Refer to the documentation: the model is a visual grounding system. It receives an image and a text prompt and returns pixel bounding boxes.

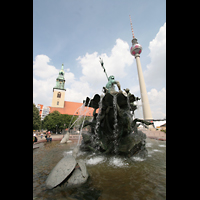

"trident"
[99,57,109,81]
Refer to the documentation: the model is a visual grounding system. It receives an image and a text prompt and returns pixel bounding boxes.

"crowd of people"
[33,131,52,144]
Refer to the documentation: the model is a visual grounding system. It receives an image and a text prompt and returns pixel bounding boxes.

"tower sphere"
[130,43,142,56]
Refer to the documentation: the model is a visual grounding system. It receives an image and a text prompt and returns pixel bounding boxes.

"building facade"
[36,104,51,120]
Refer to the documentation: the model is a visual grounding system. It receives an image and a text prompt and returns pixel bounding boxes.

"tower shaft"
[129,15,153,127]
[135,54,153,120]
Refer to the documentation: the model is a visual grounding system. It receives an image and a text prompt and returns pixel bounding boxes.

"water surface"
[33,138,166,199]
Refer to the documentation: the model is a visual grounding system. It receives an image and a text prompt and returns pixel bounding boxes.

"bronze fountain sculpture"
[45,58,153,190]
[80,58,152,157]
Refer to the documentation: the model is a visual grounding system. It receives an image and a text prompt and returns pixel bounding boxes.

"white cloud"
[77,51,105,91]
[105,38,134,77]
[33,55,58,105]
[33,77,55,106]
[65,88,88,103]
[133,88,166,120]
[147,88,166,119]
[129,85,140,95]
[33,54,91,105]
[144,22,166,89]
[65,70,75,84]
[65,80,91,102]
[77,38,134,93]
[33,54,59,79]
[33,37,166,120]
[33,38,134,106]
[64,38,135,102]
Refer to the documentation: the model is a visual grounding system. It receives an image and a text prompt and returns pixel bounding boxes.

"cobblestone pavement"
[140,129,166,141]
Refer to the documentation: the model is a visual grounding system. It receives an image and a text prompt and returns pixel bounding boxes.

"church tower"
[51,64,66,108]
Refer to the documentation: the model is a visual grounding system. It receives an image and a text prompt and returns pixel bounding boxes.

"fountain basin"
[33,139,166,199]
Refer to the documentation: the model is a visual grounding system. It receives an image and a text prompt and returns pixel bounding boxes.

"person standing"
[45,131,48,139]
[47,131,52,142]
[33,133,38,144]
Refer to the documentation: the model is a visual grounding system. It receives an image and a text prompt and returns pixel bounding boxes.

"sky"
[33,0,166,119]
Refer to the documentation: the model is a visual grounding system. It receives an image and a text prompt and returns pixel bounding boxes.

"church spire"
[53,64,66,91]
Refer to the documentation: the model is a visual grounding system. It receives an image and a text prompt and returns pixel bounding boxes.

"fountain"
[34,59,166,199]
[45,101,92,190]
[80,59,153,157]
[80,87,152,157]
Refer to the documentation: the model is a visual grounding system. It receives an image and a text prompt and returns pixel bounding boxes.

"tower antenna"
[129,15,135,38]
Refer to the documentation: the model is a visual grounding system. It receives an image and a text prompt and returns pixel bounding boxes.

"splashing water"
[126,94,132,112]
[67,104,85,129]
[65,103,88,136]
[77,98,92,145]
[60,104,87,144]
[113,94,118,136]
[86,156,105,165]
[94,94,104,136]
[134,100,143,119]
[113,94,118,153]
[93,94,104,149]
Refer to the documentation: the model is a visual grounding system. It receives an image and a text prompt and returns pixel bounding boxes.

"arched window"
[57,92,61,98]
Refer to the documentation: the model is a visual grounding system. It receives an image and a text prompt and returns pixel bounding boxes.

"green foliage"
[43,111,79,132]
[161,129,166,133]
[33,103,41,130]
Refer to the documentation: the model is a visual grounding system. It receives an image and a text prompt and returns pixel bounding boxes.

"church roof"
[50,101,97,116]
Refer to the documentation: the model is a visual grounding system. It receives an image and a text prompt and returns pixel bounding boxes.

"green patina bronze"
[53,64,66,91]
[99,58,122,95]
[79,58,152,157]
[104,75,121,94]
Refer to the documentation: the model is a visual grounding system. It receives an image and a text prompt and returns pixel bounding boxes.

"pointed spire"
[53,64,66,91]
[129,15,135,38]
[59,64,64,76]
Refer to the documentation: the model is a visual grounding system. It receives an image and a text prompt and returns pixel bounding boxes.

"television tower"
[129,15,153,123]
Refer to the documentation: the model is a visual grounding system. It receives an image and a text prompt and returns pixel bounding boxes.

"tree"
[43,111,59,131]
[60,114,78,129]
[33,103,41,130]
[43,111,79,132]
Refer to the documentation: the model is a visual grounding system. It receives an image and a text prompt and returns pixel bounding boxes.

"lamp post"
[56,124,57,134]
